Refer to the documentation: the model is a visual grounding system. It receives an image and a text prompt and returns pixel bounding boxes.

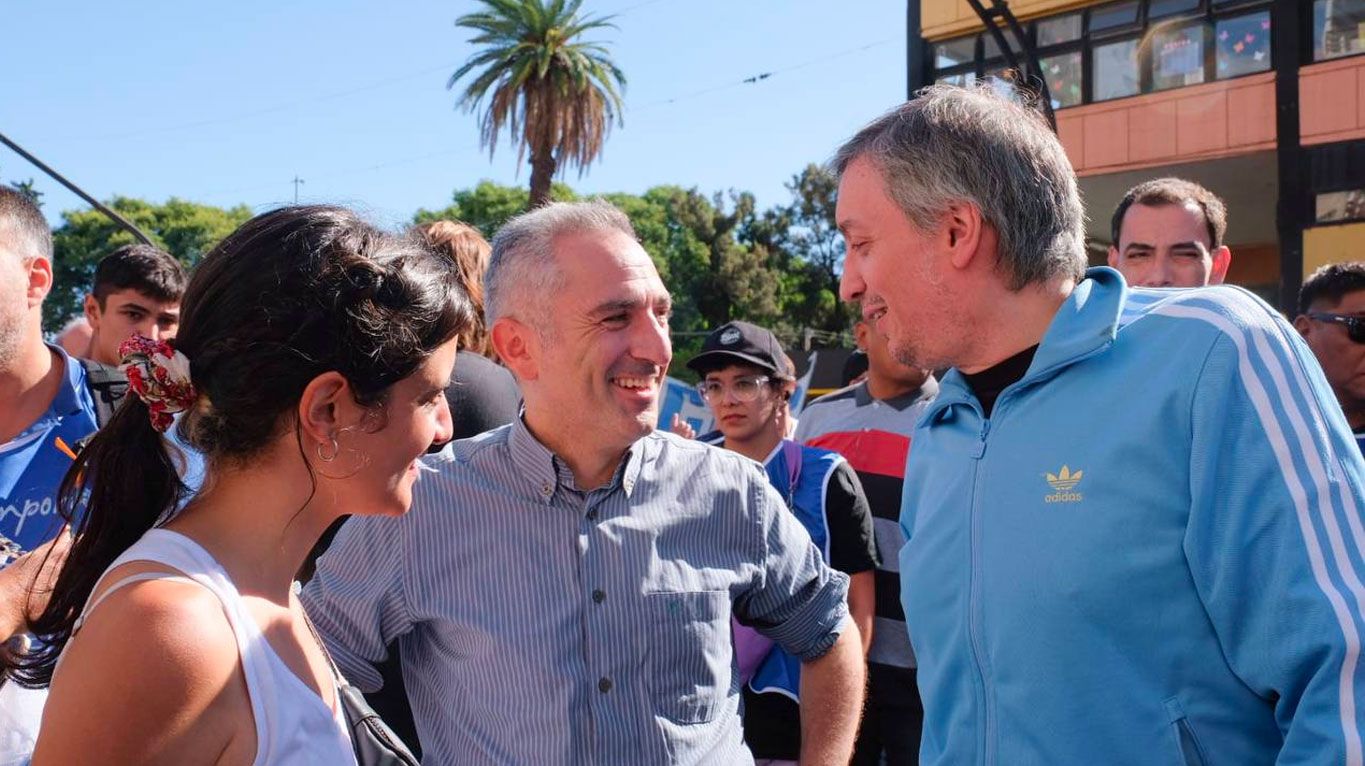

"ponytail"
[3,395,185,687]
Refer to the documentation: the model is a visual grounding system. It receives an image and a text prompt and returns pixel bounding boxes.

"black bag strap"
[301,606,420,766]
[78,358,129,429]
[781,439,804,510]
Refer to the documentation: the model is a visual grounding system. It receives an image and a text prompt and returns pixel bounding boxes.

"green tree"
[414,179,577,234]
[738,163,854,336]
[782,163,844,290]
[448,0,626,208]
[45,197,251,331]
[9,180,42,207]
[1,165,42,207]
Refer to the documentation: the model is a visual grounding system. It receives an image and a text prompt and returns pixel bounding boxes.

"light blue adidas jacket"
[902,267,1365,766]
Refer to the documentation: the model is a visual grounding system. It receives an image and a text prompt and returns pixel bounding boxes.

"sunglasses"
[1309,313,1365,344]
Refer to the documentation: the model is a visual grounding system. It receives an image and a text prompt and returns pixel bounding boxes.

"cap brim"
[685,349,785,377]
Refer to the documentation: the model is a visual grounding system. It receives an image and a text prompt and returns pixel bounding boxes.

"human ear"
[491,318,540,382]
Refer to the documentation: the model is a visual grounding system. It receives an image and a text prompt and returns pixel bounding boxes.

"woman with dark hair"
[4,206,472,765]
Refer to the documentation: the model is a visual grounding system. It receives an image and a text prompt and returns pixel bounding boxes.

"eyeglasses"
[696,375,771,403]
[1309,313,1365,344]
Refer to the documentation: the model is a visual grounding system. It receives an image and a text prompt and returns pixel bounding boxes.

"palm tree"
[449,0,626,208]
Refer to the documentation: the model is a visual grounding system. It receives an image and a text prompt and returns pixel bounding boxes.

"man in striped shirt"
[794,318,935,766]
[304,200,865,765]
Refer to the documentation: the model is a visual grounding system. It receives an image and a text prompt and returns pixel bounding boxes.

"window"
[934,36,976,69]
[924,1,1273,107]
[1094,38,1141,100]
[1038,14,1083,46]
[1216,11,1271,78]
[1041,51,1084,108]
[937,71,978,87]
[1152,22,1207,91]
[1090,1,1141,34]
[983,31,1007,60]
[1317,190,1365,223]
[1314,0,1365,62]
[1149,0,1200,19]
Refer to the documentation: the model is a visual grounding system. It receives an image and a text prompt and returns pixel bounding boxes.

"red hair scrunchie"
[117,335,198,433]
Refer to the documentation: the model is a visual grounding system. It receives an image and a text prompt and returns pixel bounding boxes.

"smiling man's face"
[527,228,673,456]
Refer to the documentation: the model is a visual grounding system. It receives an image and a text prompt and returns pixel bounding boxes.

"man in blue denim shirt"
[305,200,865,765]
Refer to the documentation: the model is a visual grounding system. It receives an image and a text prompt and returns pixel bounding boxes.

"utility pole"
[292,175,305,204]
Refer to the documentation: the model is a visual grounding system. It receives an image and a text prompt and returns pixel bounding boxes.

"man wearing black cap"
[688,320,878,765]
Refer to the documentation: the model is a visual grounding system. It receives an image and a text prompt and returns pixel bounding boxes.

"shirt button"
[623,479,635,493]
[598,677,612,694]
[592,589,606,604]
[586,509,599,521]
[540,482,552,497]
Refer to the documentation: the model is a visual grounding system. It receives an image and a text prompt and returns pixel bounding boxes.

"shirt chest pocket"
[644,590,732,724]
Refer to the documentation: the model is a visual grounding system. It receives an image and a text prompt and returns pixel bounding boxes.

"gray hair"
[833,84,1086,290]
[0,187,52,265]
[486,199,638,332]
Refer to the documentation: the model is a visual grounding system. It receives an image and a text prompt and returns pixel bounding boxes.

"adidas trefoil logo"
[1044,465,1084,503]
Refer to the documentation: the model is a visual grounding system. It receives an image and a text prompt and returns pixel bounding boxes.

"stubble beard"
[0,307,27,373]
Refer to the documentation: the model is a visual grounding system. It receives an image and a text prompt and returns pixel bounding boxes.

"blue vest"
[750,440,843,701]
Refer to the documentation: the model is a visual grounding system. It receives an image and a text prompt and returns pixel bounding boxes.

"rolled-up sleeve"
[301,512,415,692]
[734,473,850,662]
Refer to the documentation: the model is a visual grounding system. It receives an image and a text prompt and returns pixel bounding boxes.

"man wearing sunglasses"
[688,321,878,766]
[1297,262,1365,454]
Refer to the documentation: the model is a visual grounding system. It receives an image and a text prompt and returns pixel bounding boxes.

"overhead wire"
[632,36,898,111]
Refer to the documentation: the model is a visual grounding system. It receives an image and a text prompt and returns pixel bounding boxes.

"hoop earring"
[316,437,339,463]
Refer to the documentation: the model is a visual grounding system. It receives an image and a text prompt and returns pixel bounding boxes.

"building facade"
[910,0,1365,310]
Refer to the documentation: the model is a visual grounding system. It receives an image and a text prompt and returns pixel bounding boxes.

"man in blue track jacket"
[832,84,1365,766]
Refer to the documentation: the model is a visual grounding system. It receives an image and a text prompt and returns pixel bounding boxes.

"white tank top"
[72,529,357,766]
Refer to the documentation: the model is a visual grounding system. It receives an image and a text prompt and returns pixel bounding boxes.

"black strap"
[781,440,803,509]
[78,358,129,429]
[301,606,420,765]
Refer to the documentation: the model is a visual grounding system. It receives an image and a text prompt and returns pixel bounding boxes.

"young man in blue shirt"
[835,85,1365,765]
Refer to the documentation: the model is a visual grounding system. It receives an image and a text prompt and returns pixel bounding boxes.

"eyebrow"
[589,296,672,317]
[1122,241,1207,254]
[119,301,152,313]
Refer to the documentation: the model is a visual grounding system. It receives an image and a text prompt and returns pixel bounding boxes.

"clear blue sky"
[1,0,908,229]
